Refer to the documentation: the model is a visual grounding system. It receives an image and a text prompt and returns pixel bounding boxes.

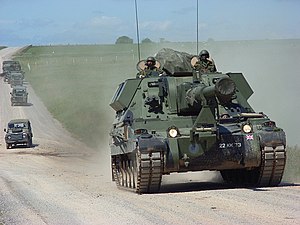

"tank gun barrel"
[186,76,236,105]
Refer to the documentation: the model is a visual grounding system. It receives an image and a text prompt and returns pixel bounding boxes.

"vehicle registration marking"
[219,142,242,149]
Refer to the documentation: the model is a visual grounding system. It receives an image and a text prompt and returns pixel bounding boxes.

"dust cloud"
[114,40,300,146]
[92,40,300,184]
[212,40,300,146]
[40,40,300,148]
[158,40,300,146]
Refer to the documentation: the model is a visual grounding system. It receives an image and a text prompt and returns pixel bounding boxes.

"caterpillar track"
[112,150,164,194]
[258,145,286,186]
[221,145,286,187]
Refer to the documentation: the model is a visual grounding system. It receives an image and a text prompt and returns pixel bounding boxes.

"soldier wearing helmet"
[136,56,165,78]
[193,50,217,74]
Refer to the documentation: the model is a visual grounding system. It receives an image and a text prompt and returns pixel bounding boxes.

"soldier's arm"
[208,58,217,72]
[136,70,146,78]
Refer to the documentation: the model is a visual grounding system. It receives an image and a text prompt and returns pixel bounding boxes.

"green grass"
[16,45,139,146]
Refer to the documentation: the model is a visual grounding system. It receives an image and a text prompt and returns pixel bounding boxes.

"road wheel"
[27,139,32,148]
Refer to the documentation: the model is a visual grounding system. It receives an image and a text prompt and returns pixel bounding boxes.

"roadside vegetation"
[13,41,300,183]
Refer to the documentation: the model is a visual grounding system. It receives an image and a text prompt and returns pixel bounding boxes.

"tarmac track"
[0,47,299,225]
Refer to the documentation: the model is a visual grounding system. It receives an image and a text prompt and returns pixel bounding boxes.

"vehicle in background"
[10,85,28,106]
[9,71,25,87]
[1,60,21,78]
[4,119,33,149]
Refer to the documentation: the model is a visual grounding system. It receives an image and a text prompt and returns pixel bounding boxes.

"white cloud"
[44,15,130,44]
[140,20,171,32]
[87,16,122,28]
[17,18,55,28]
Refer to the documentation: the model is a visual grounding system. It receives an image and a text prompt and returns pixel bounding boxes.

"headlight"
[242,124,252,133]
[22,133,27,138]
[7,135,12,139]
[168,127,180,138]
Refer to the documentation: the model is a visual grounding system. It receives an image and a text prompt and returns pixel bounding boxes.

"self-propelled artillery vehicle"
[109,55,286,194]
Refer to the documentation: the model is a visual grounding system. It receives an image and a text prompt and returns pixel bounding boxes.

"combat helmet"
[199,50,210,60]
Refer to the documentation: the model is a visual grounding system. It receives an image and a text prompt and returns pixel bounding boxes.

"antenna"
[196,0,199,54]
[134,0,141,61]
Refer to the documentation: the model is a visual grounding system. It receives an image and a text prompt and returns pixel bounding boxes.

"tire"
[27,138,32,148]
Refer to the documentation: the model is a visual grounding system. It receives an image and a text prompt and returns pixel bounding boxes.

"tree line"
[115,36,154,44]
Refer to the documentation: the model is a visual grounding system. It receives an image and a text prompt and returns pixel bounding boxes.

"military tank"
[109,49,286,194]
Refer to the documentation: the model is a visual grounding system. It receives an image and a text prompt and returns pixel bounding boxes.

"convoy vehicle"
[4,119,33,149]
[9,72,24,87]
[10,85,28,106]
[1,60,21,78]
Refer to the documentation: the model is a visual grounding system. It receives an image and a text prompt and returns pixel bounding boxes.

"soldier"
[193,50,217,73]
[136,56,165,78]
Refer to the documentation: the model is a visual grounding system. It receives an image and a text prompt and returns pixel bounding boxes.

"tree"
[141,38,153,44]
[115,36,133,44]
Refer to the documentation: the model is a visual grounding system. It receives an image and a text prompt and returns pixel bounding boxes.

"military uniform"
[136,67,165,78]
[194,58,217,74]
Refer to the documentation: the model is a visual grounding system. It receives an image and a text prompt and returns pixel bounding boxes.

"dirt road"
[0,47,299,225]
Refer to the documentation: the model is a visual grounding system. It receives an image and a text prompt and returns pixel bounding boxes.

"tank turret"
[109,53,286,194]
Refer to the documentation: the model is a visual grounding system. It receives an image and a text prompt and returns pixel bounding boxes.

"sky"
[0,0,300,46]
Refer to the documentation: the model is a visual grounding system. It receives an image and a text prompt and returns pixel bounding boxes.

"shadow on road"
[11,102,33,107]
[159,181,230,193]
[158,180,299,194]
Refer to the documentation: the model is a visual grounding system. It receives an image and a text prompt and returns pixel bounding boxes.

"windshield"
[8,122,27,129]
[15,89,26,94]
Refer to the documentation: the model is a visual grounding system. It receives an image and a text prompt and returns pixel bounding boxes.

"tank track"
[257,145,286,186]
[112,150,164,194]
[221,145,286,187]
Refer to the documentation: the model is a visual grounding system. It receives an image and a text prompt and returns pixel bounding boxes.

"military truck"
[109,51,286,194]
[1,60,21,78]
[9,71,24,87]
[3,71,11,82]
[2,60,21,72]
[10,85,28,106]
[4,119,33,149]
